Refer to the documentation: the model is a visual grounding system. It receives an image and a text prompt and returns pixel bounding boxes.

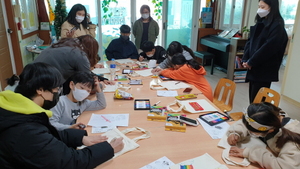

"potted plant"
[242,26,250,39]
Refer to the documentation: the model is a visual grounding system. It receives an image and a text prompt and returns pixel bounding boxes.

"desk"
[78,64,259,169]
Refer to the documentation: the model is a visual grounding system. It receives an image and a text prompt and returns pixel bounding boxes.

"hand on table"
[82,135,108,146]
[139,56,144,62]
[103,80,115,85]
[94,63,104,68]
[229,146,245,158]
[227,134,239,146]
[110,138,124,153]
[151,67,162,74]
[70,122,86,130]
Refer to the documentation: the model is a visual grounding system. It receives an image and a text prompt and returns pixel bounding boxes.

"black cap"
[120,24,131,33]
[141,41,154,52]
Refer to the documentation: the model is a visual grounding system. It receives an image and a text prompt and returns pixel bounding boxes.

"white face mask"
[73,86,90,101]
[248,130,266,138]
[147,54,153,57]
[257,8,270,18]
[142,13,150,19]
[75,15,85,23]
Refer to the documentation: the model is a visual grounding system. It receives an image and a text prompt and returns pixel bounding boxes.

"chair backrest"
[253,87,280,106]
[213,78,236,112]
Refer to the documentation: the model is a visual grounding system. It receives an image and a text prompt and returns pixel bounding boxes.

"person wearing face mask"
[132,5,159,50]
[241,0,288,104]
[49,71,106,131]
[61,4,96,38]
[139,41,166,63]
[105,24,139,60]
[226,102,300,169]
[0,62,124,169]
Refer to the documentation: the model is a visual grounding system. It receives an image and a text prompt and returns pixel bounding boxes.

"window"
[280,0,298,25]
[219,0,245,30]
[19,0,39,34]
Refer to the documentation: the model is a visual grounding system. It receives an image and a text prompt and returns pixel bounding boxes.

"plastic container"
[109,58,117,81]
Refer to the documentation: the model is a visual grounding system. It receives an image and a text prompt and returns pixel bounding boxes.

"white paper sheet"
[217,125,266,166]
[88,114,129,127]
[169,153,229,169]
[157,90,178,97]
[197,118,230,139]
[179,99,218,113]
[103,83,118,92]
[91,125,117,133]
[135,69,153,76]
[140,156,174,169]
[115,59,135,64]
[92,68,110,74]
[218,133,266,149]
[159,81,190,90]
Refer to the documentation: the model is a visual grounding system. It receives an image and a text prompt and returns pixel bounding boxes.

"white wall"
[281,1,300,104]
[246,0,257,28]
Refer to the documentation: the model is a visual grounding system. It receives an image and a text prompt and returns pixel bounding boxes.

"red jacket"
[161,64,213,101]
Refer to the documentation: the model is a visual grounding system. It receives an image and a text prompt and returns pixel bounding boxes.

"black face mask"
[121,35,129,41]
[42,92,59,110]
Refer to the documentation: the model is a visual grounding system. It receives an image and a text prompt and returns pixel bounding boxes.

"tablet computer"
[198,112,229,126]
[159,75,173,81]
[134,99,151,110]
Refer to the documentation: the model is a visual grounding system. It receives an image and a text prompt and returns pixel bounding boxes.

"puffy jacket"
[0,90,114,169]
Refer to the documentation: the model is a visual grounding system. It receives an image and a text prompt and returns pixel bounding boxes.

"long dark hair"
[171,54,202,70]
[167,41,195,58]
[51,35,99,67]
[255,0,285,27]
[243,102,300,149]
[66,4,88,29]
[167,41,183,56]
[14,62,63,99]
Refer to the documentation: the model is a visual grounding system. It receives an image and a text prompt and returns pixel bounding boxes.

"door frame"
[162,0,200,51]
[2,0,23,74]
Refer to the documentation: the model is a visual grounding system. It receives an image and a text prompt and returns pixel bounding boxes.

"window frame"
[18,0,39,38]
[219,0,245,31]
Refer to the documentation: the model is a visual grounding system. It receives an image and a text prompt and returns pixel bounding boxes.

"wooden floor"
[204,65,300,120]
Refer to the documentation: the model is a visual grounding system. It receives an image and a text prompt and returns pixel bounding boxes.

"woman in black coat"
[242,0,288,103]
[0,62,123,169]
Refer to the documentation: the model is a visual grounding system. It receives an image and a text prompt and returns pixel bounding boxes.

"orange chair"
[213,78,236,112]
[253,87,280,106]
[229,87,281,121]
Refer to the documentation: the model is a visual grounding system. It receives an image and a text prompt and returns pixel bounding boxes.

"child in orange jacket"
[159,54,213,101]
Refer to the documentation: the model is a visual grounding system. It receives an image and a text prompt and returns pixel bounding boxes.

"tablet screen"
[199,112,229,126]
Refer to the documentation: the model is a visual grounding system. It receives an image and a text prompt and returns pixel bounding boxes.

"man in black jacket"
[105,25,139,60]
[139,41,167,63]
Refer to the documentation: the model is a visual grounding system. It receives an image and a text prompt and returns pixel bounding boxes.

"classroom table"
[78,62,260,169]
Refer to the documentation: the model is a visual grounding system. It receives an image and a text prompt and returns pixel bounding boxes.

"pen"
[175,81,181,85]
[153,101,161,106]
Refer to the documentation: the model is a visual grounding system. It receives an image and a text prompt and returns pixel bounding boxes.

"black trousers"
[249,81,271,104]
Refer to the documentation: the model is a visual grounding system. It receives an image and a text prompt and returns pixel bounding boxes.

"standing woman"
[242,0,288,103]
[61,4,96,38]
[133,5,159,50]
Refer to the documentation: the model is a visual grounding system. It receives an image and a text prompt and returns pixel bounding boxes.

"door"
[163,0,200,50]
[0,0,14,91]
